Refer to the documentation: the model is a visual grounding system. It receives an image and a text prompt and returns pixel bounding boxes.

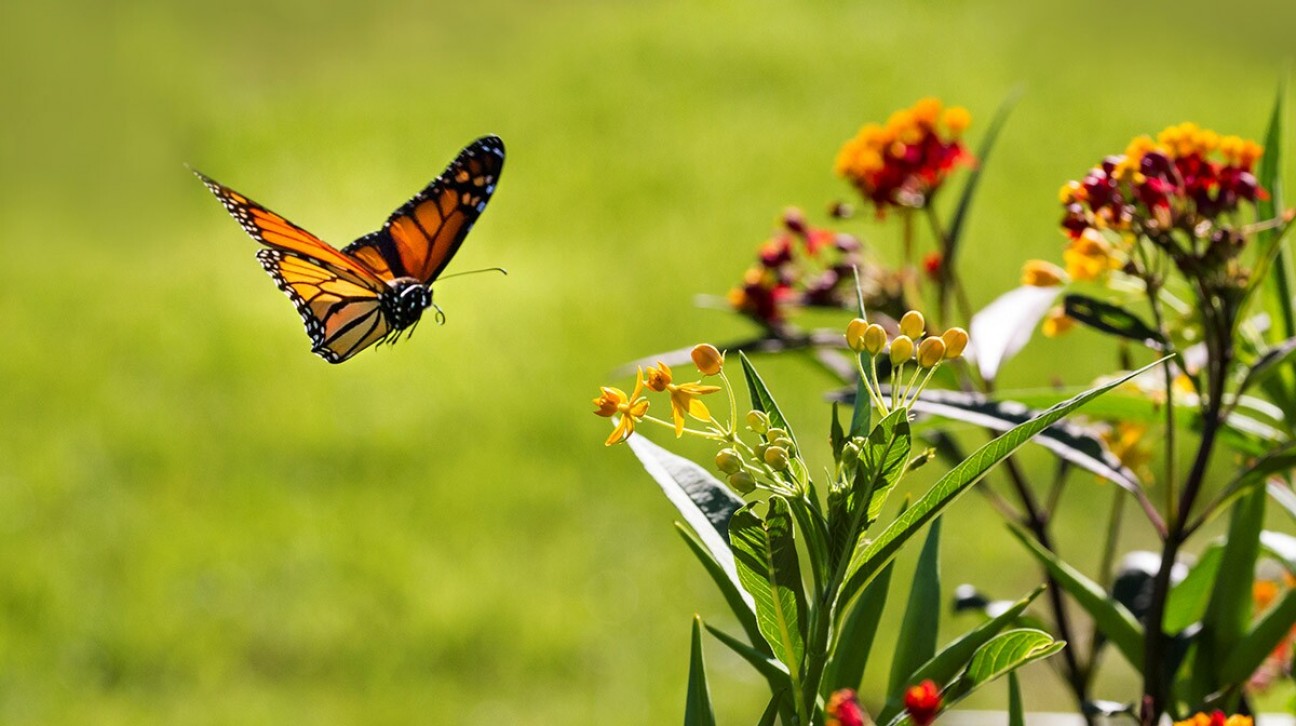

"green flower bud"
[746,410,770,434]
[840,440,861,468]
[728,471,756,494]
[763,445,790,471]
[715,448,743,474]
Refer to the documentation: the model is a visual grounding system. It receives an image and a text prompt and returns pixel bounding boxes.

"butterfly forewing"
[257,250,393,363]
[343,135,505,284]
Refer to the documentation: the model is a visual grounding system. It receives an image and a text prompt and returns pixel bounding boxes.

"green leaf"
[685,616,717,726]
[1006,523,1144,667]
[731,497,808,678]
[944,629,1065,705]
[1063,294,1165,349]
[1258,75,1294,343]
[627,434,747,605]
[830,401,847,461]
[675,524,763,650]
[888,518,943,697]
[1237,335,1296,395]
[942,87,1022,289]
[1190,488,1266,702]
[904,387,1140,492]
[863,410,913,524]
[1008,672,1025,726]
[704,623,789,682]
[1164,544,1223,633]
[740,352,800,450]
[876,585,1045,725]
[839,358,1166,609]
[825,558,895,692]
[1220,587,1296,684]
[755,690,785,726]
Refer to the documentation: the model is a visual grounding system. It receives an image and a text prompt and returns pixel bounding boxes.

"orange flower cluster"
[836,97,973,214]
[826,688,866,726]
[1058,123,1266,279]
[727,208,863,326]
[1173,711,1252,726]
[903,679,942,726]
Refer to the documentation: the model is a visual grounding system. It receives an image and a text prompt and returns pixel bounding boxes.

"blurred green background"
[3,0,1296,722]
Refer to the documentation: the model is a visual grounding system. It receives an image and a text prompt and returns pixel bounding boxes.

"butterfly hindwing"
[343,135,505,284]
[256,249,393,364]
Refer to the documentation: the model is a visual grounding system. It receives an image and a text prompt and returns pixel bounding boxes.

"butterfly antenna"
[431,300,447,325]
[434,266,509,283]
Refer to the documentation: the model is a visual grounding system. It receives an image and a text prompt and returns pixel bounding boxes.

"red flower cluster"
[903,679,942,726]
[826,688,867,726]
[727,208,863,326]
[836,98,973,214]
[1060,123,1265,241]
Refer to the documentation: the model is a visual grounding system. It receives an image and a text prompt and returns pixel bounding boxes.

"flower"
[1062,228,1119,282]
[645,360,721,436]
[903,680,942,726]
[836,97,973,214]
[1101,422,1153,483]
[592,368,650,446]
[690,344,724,376]
[1041,306,1075,337]
[1173,711,1252,726]
[1021,259,1068,287]
[826,688,867,726]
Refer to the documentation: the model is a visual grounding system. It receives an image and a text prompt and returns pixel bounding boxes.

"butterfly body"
[198,135,504,363]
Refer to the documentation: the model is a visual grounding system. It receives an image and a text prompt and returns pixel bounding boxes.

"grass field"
[3,0,1295,722]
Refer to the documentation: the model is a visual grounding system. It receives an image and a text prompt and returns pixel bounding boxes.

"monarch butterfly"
[195,135,505,363]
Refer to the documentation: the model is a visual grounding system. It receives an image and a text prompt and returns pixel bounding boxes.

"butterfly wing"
[342,135,505,283]
[195,170,397,363]
[256,249,393,363]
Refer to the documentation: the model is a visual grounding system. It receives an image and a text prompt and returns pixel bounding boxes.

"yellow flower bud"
[763,445,790,471]
[863,323,887,356]
[729,471,756,494]
[846,318,870,352]
[941,327,969,359]
[715,448,743,474]
[690,344,724,376]
[900,310,925,339]
[1020,260,1067,287]
[890,335,914,366]
[917,337,947,368]
[746,410,769,434]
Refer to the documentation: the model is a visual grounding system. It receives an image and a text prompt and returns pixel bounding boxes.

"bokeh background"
[3,0,1296,722]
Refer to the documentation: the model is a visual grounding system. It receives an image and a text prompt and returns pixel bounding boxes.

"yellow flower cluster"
[592,344,724,446]
[847,310,967,416]
[1173,712,1252,726]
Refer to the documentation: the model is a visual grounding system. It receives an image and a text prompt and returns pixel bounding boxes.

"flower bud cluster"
[847,310,967,416]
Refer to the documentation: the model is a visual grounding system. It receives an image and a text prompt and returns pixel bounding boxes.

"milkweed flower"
[592,368,650,446]
[903,679,942,726]
[1173,711,1252,726]
[644,360,721,436]
[836,97,973,215]
[826,688,867,726]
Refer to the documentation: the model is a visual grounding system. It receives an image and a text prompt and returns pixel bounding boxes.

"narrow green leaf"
[944,629,1066,703]
[1237,335,1296,395]
[704,624,790,682]
[739,352,800,449]
[840,358,1166,608]
[627,434,748,607]
[686,617,717,726]
[731,497,808,676]
[1191,488,1266,700]
[675,524,763,650]
[943,86,1022,281]
[825,558,895,693]
[1008,672,1025,726]
[1063,294,1165,349]
[876,585,1044,725]
[905,387,1140,492]
[1006,523,1144,667]
[863,410,913,524]
[830,401,847,461]
[755,690,785,726]
[888,518,943,697]
[1259,75,1294,343]
[1164,544,1223,633]
[1220,587,1296,683]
